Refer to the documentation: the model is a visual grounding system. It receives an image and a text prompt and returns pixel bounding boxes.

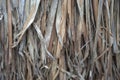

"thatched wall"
[0,0,120,80]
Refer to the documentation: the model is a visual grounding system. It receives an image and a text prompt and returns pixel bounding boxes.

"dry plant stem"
[57,0,67,80]
[117,3,119,45]
[93,0,98,23]
[93,0,103,60]
[7,0,12,79]
[7,0,12,64]
[56,0,67,58]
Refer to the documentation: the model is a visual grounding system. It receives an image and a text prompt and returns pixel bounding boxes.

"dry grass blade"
[45,0,58,47]
[34,23,55,62]
[57,66,78,79]
[12,0,41,47]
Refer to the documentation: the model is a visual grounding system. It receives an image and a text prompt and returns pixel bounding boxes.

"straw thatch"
[0,0,120,80]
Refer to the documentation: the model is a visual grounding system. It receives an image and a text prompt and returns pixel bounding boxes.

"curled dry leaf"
[12,0,41,47]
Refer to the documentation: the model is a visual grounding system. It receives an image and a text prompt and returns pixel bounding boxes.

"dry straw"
[0,0,120,80]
